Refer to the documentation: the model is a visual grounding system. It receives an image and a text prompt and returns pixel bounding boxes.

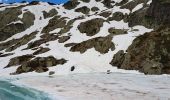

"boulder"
[78,18,105,36]
[91,7,99,12]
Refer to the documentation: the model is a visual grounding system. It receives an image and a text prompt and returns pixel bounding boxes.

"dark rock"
[5,54,35,68]
[99,11,111,18]
[70,34,115,54]
[29,1,40,5]
[102,0,114,8]
[91,7,99,12]
[15,56,67,74]
[146,0,170,26]
[107,12,124,21]
[78,18,105,36]
[108,28,128,35]
[49,71,55,75]
[80,0,90,3]
[0,7,35,41]
[25,33,58,49]
[42,16,67,33]
[110,50,125,68]
[43,9,58,19]
[64,43,77,47]
[71,66,75,71]
[33,47,50,55]
[75,6,90,14]
[63,0,80,10]
[5,31,37,52]
[0,53,14,57]
[58,36,70,43]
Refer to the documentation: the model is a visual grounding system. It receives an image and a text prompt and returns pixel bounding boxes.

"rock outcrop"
[70,34,115,54]
[0,6,35,41]
[11,56,67,74]
[110,27,170,75]
[78,18,105,36]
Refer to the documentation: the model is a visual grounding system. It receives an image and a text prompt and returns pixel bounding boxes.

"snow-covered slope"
[0,0,153,76]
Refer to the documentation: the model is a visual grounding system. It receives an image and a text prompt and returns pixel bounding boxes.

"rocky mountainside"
[0,0,169,75]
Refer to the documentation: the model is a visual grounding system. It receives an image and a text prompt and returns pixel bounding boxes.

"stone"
[75,6,90,14]
[78,18,105,36]
[49,71,55,75]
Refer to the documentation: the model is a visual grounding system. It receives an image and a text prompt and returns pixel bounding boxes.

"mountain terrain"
[0,0,169,76]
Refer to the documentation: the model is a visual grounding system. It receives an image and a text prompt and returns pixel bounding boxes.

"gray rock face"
[78,18,105,36]
[110,27,170,75]
[70,34,115,54]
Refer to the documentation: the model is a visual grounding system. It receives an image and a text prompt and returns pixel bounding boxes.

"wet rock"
[78,18,105,36]
[70,34,115,54]
[75,6,90,14]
